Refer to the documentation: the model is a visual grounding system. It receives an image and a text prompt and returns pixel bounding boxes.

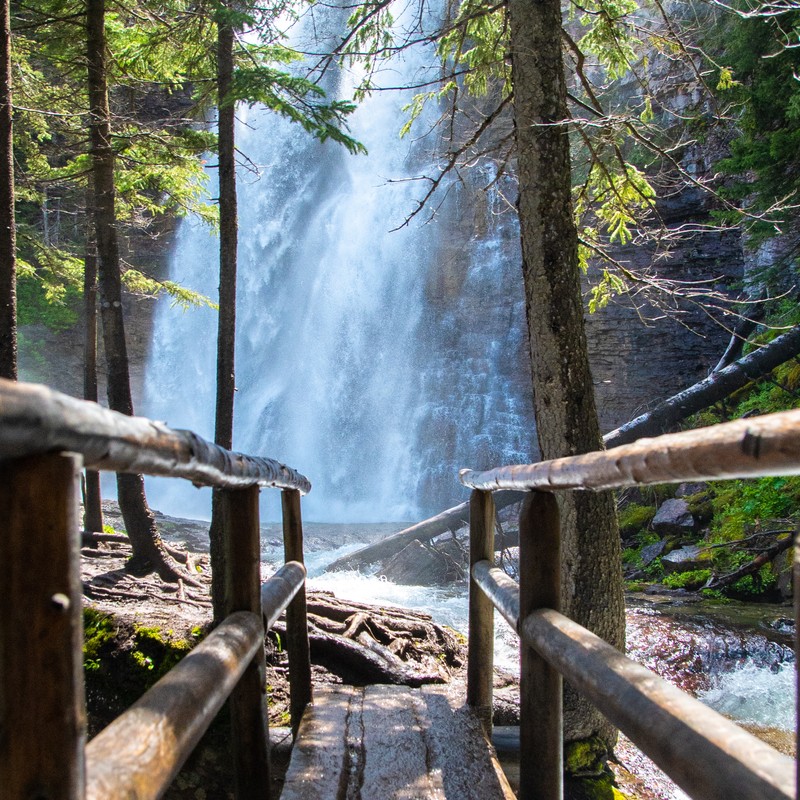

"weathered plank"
[283,487,313,735]
[461,408,800,492]
[418,687,516,800]
[0,453,86,800]
[360,685,445,799]
[467,489,495,734]
[279,686,357,800]
[221,485,271,799]
[281,685,515,800]
[0,377,311,492]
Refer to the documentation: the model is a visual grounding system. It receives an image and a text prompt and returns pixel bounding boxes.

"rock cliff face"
[19,152,748,518]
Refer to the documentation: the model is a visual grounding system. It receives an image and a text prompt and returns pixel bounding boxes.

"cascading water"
[142,6,534,522]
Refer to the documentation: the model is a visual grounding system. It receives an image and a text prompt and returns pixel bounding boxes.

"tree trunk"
[508,0,624,750]
[83,189,103,534]
[0,0,16,380]
[209,6,238,623]
[604,324,800,449]
[86,0,190,583]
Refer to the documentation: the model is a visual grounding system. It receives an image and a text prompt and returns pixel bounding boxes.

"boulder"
[640,539,667,566]
[661,545,709,574]
[377,539,453,586]
[651,498,696,538]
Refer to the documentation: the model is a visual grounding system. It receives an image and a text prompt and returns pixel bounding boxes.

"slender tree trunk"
[508,0,624,750]
[0,0,16,380]
[86,0,187,582]
[209,6,238,622]
[83,190,103,534]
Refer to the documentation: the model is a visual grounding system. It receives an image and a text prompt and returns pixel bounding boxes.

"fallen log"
[324,491,523,572]
[704,533,795,592]
[603,325,800,448]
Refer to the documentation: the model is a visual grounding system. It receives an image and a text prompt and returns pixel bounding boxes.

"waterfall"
[142,8,534,523]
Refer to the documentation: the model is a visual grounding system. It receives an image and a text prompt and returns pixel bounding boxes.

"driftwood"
[604,325,800,448]
[704,534,795,592]
[274,591,464,687]
[325,491,522,572]
[710,299,765,374]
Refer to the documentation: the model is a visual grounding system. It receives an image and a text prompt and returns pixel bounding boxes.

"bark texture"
[86,0,187,582]
[83,201,103,534]
[0,0,16,380]
[508,0,624,747]
[209,8,238,622]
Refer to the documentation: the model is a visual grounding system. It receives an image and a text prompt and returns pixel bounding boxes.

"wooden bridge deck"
[281,684,516,800]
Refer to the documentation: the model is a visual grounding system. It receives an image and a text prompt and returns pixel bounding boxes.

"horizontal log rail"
[471,562,794,800]
[460,408,800,492]
[464,408,800,800]
[0,381,314,800]
[523,609,795,800]
[261,561,306,629]
[84,564,307,800]
[0,379,311,492]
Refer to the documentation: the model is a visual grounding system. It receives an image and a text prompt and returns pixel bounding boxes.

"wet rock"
[661,545,708,574]
[651,499,696,537]
[640,539,667,566]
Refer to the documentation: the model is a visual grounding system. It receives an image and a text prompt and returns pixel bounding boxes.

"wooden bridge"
[0,377,798,800]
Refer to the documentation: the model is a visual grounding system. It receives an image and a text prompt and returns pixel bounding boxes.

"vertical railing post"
[221,485,270,799]
[0,453,86,799]
[281,488,312,736]
[795,528,799,797]
[519,490,562,800]
[467,488,495,736]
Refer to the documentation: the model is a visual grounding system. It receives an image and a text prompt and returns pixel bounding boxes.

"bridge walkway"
[281,684,516,800]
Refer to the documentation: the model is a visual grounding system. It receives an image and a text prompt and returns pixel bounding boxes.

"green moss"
[564,739,631,799]
[617,503,656,537]
[662,569,711,590]
[83,608,117,670]
[565,773,632,800]
[132,624,198,681]
[684,491,714,525]
[564,737,608,776]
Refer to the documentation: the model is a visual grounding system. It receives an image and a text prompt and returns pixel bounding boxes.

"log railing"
[0,379,313,800]
[462,408,800,800]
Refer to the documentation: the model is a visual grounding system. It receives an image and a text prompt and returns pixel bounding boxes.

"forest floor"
[81,504,687,800]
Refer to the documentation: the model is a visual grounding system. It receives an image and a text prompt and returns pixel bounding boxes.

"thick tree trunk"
[209,8,238,622]
[604,324,800,449]
[508,0,624,749]
[86,0,190,583]
[83,197,103,534]
[0,0,16,380]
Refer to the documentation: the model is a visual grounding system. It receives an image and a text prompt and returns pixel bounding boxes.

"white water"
[141,3,533,524]
[698,661,796,730]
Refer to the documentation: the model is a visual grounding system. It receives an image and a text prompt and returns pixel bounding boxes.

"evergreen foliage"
[712,4,800,242]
